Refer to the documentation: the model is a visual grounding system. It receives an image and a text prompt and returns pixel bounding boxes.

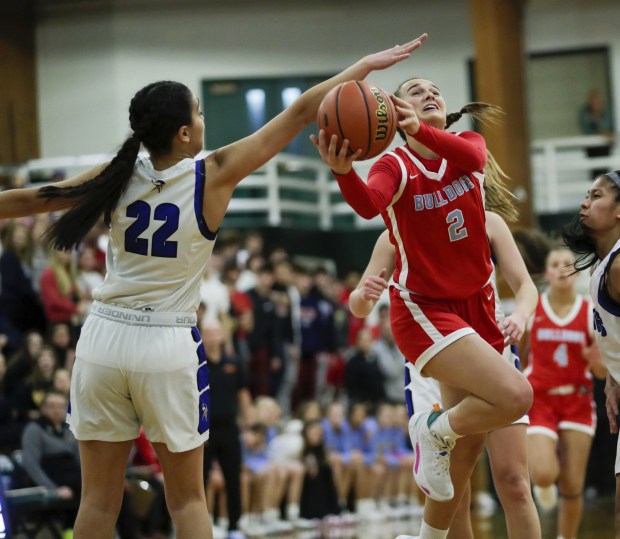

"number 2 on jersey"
[446,209,468,242]
[125,200,180,258]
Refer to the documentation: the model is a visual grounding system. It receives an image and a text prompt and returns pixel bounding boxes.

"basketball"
[317,80,398,161]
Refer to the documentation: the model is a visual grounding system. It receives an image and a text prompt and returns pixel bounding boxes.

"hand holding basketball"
[392,94,420,137]
[313,80,398,164]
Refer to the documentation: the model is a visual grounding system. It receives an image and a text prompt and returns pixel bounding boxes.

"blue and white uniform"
[590,238,620,473]
[69,157,216,452]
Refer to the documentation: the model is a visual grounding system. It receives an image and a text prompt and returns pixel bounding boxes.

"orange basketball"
[317,80,397,161]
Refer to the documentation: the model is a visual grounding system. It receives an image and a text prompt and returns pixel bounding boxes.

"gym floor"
[242,494,614,538]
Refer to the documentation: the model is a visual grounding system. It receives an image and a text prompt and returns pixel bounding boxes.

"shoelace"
[430,432,455,476]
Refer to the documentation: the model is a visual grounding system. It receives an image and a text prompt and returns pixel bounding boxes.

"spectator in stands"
[0,351,24,450]
[346,402,380,518]
[344,328,386,410]
[76,246,105,311]
[200,252,231,324]
[11,345,57,422]
[236,253,265,293]
[222,260,253,366]
[240,422,282,535]
[255,397,305,524]
[0,220,47,336]
[246,264,282,397]
[321,401,353,510]
[236,230,264,271]
[39,250,89,338]
[273,259,301,418]
[201,318,251,539]
[5,329,43,393]
[579,88,615,179]
[31,214,53,293]
[372,307,406,405]
[52,368,71,399]
[292,267,334,410]
[299,419,341,520]
[48,322,75,370]
[21,390,80,531]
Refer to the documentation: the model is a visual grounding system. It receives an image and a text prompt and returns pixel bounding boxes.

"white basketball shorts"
[68,302,210,452]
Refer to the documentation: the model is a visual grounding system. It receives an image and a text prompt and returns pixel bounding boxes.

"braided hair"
[394,79,518,223]
[38,81,193,250]
[563,170,620,271]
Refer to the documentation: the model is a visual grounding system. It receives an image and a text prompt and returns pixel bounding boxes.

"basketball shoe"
[409,409,455,502]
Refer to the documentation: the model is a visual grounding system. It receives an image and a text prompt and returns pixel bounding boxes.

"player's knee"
[503,379,533,421]
[494,469,531,503]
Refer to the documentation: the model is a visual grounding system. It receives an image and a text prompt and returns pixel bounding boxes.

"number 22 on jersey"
[124,200,180,258]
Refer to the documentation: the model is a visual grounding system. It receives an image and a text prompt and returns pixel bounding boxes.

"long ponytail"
[38,81,193,251]
[444,103,519,223]
[39,136,140,250]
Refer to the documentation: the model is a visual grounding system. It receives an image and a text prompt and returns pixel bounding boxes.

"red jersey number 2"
[447,209,468,242]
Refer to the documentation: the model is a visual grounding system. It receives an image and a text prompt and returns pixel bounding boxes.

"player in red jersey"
[524,245,606,539]
[311,77,533,539]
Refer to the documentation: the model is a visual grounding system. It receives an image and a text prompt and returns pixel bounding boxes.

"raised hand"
[360,34,428,72]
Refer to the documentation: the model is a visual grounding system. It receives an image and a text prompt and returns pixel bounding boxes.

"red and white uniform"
[334,123,503,370]
[525,292,596,438]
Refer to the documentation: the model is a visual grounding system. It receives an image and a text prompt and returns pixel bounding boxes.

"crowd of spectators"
[0,217,614,538]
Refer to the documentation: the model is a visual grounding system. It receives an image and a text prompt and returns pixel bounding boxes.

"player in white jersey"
[0,35,426,539]
[563,169,620,537]
[350,210,540,539]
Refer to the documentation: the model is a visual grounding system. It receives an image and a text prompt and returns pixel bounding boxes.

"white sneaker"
[409,410,455,502]
[533,484,558,511]
[394,536,419,539]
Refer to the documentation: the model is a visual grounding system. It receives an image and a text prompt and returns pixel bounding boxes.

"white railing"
[531,134,620,214]
[4,134,619,227]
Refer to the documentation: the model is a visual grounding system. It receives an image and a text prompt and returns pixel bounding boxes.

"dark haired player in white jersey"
[563,170,620,538]
[0,35,426,539]
[312,78,533,539]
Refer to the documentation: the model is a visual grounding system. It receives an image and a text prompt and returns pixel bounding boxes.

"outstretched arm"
[486,211,538,344]
[202,34,428,232]
[0,163,108,219]
[349,230,395,318]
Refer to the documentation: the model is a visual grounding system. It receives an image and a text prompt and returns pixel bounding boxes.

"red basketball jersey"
[372,141,492,300]
[525,292,593,392]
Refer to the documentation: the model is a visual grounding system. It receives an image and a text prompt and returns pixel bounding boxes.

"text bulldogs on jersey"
[413,176,476,211]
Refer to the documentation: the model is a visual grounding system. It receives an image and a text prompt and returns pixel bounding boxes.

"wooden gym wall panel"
[470,0,533,227]
[0,1,39,165]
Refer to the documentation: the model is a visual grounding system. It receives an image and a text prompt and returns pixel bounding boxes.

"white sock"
[419,520,449,539]
[429,410,462,440]
[286,503,299,520]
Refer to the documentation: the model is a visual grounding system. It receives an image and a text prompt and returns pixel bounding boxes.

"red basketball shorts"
[527,388,596,439]
[389,281,504,373]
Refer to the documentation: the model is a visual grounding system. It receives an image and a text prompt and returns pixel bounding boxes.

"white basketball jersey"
[590,238,620,382]
[93,157,216,312]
